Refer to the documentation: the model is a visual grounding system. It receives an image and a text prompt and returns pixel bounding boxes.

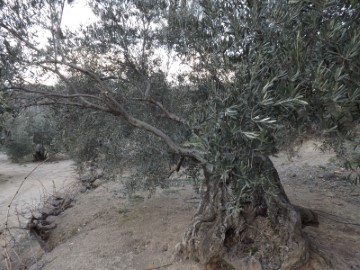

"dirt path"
[0,154,77,228]
[1,141,360,270]
[0,154,78,269]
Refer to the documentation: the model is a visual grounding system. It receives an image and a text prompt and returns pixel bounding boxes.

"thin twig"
[131,97,189,126]
[167,157,185,178]
[6,159,49,218]
[2,158,48,270]
[145,262,173,270]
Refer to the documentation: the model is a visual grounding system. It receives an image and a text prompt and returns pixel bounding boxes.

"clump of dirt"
[2,140,360,270]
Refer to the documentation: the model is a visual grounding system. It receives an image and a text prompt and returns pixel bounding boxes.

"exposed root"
[27,196,73,250]
[293,205,319,227]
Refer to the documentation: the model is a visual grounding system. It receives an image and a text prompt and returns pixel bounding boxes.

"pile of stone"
[79,166,105,191]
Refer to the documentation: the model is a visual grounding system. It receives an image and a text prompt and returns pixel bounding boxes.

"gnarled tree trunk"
[177,155,320,270]
[33,144,48,161]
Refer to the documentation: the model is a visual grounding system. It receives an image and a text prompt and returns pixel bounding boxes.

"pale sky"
[51,0,190,85]
[62,0,97,30]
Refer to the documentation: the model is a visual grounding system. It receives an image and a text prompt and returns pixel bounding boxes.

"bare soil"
[273,141,360,270]
[1,141,360,270]
[0,154,77,228]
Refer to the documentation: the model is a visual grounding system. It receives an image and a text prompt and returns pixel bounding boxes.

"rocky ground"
[1,140,360,270]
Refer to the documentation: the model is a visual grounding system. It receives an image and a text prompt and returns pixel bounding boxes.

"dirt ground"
[0,154,78,269]
[0,153,77,235]
[1,140,360,270]
[273,142,360,270]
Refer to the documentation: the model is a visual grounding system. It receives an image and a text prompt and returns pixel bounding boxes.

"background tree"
[1,0,359,269]
[2,107,57,162]
[166,0,359,266]
[0,91,8,141]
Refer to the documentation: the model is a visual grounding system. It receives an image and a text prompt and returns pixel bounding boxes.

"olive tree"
[1,0,359,269]
[0,91,8,140]
[1,107,57,161]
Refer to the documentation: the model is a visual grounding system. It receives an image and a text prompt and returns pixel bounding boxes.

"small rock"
[46,216,57,223]
[50,198,64,207]
[350,193,359,197]
[161,244,168,252]
[62,197,73,209]
[41,207,54,217]
[32,212,42,219]
[323,172,337,180]
[335,202,344,206]
[92,179,103,188]
[37,223,57,231]
[95,169,104,178]
[80,172,93,182]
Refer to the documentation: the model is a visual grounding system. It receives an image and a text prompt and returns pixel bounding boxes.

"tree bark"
[176,155,321,270]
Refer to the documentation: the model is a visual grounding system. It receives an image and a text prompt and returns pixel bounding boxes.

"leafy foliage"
[0,0,359,189]
[164,0,360,190]
[3,108,57,162]
[1,0,360,268]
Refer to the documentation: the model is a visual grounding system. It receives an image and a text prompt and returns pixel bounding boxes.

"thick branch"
[37,64,96,106]
[36,60,107,90]
[37,61,118,108]
[167,156,185,177]
[144,80,151,97]
[109,106,206,163]
[73,70,203,162]
[25,101,111,112]
[60,65,203,162]
[132,97,189,126]
[6,87,104,103]
[0,23,42,54]
[10,85,205,164]
[100,76,123,81]
[12,60,207,165]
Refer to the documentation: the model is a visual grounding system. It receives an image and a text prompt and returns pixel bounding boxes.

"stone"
[92,179,103,188]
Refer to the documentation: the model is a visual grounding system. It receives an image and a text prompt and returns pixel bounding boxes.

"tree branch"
[37,64,94,105]
[167,156,185,177]
[131,97,189,126]
[24,100,111,112]
[9,84,205,163]
[6,86,104,103]
[106,102,206,163]
[144,80,151,97]
[15,60,206,164]
[0,23,42,54]
[37,61,103,84]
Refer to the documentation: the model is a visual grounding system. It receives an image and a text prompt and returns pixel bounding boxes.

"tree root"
[176,154,328,269]
[27,195,73,249]
[293,205,319,227]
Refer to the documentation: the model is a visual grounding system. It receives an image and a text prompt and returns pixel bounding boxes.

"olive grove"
[1,0,360,269]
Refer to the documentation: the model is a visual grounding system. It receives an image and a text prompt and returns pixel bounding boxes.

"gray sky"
[62,0,97,30]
